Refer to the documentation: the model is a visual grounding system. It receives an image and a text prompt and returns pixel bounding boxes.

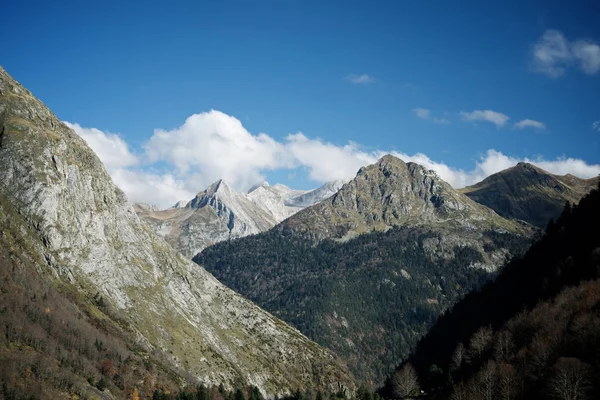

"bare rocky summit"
[280,155,531,268]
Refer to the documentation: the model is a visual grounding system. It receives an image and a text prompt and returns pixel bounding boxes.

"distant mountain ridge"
[461,162,600,228]
[136,179,345,257]
[195,155,534,384]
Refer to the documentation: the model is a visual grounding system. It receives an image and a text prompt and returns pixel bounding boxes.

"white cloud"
[285,133,377,182]
[346,74,375,84]
[145,110,292,191]
[592,121,600,132]
[64,122,139,171]
[532,30,572,78]
[571,40,600,75]
[413,108,431,119]
[110,169,195,209]
[461,110,510,128]
[514,119,546,130]
[68,110,600,207]
[532,29,600,77]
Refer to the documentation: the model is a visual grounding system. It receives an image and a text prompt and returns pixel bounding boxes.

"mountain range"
[2,64,599,399]
[0,66,353,398]
[135,179,344,257]
[194,155,536,384]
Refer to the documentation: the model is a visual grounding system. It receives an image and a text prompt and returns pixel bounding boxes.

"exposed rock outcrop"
[0,66,354,396]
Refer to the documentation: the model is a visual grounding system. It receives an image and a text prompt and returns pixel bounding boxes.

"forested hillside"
[195,156,533,385]
[196,226,529,385]
[383,182,600,399]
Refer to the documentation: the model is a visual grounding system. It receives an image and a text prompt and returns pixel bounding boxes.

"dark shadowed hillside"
[383,182,600,399]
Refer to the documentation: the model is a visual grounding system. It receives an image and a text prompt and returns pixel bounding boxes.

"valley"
[2,4,599,398]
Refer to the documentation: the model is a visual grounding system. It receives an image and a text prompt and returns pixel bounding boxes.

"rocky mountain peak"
[248,181,270,194]
[205,178,232,196]
[335,155,456,213]
[515,162,546,175]
[188,179,238,210]
[281,154,526,241]
[376,153,406,167]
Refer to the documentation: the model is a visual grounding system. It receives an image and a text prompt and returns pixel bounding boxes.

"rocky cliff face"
[137,180,344,258]
[461,162,600,229]
[0,66,354,396]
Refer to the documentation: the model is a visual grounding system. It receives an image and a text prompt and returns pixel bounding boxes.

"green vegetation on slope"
[0,193,187,399]
[195,226,530,386]
[385,182,600,399]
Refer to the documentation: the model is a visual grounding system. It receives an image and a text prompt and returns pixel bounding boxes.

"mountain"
[133,202,162,212]
[386,182,600,399]
[246,182,306,222]
[278,155,528,244]
[0,67,353,397]
[284,180,346,208]
[137,180,344,258]
[461,162,600,229]
[194,155,534,385]
[137,179,278,258]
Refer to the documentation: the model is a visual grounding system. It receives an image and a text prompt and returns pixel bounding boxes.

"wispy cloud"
[412,108,431,119]
[433,117,451,125]
[593,121,600,132]
[345,73,375,84]
[69,111,600,207]
[412,108,451,125]
[514,119,546,130]
[532,29,600,77]
[461,110,510,128]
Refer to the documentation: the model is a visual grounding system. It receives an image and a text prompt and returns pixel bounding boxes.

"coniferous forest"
[196,227,530,384]
[382,183,600,399]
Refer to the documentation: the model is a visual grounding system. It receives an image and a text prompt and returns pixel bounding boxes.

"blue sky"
[4,0,600,206]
